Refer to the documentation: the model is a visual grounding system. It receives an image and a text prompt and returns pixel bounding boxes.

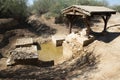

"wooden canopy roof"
[61,5,116,34]
[62,5,116,16]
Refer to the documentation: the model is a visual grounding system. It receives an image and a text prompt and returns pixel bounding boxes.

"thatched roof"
[62,5,116,16]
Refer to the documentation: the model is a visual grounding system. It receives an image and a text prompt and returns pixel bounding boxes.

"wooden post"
[69,21,72,33]
[83,17,92,36]
[66,15,72,34]
[66,15,74,34]
[102,15,111,33]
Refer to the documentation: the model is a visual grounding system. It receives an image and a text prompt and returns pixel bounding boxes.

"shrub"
[31,0,108,17]
[112,5,120,12]
[0,0,28,18]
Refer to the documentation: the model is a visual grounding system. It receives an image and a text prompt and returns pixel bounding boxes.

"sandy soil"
[68,13,120,80]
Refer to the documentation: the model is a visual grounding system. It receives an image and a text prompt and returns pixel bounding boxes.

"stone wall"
[63,29,95,60]
[63,33,83,60]
[6,38,38,66]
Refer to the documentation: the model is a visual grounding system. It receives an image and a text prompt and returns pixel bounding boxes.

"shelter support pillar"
[66,15,74,34]
[68,21,72,33]
[83,17,92,36]
[102,14,111,33]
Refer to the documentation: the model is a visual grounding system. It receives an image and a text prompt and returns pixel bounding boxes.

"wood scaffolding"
[62,5,116,35]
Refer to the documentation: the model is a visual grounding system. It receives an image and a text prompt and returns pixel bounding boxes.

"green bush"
[112,5,120,12]
[0,0,28,18]
[78,0,108,6]
[31,0,54,15]
[31,0,108,17]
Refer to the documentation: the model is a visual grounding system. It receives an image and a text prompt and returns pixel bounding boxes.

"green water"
[38,42,63,61]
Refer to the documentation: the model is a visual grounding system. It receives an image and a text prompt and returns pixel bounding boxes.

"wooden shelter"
[62,5,116,34]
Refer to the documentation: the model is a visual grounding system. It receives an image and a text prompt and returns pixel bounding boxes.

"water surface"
[38,41,63,61]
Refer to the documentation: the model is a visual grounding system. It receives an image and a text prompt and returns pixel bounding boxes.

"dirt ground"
[0,13,120,80]
[69,13,120,80]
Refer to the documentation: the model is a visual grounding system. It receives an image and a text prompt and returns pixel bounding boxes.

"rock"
[65,32,78,42]
[6,38,39,66]
[52,35,66,47]
[63,28,95,60]
[63,41,74,60]
[6,57,15,66]
[80,28,88,37]
[15,38,33,47]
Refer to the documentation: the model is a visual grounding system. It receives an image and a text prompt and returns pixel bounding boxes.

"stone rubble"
[6,38,38,66]
[63,28,95,60]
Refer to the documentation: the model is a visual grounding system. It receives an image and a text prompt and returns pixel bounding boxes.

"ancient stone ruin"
[6,28,95,66]
[63,28,95,60]
[52,35,66,47]
[6,38,38,66]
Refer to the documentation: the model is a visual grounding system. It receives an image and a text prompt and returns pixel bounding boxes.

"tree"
[31,0,108,17]
[0,0,28,18]
[112,5,120,12]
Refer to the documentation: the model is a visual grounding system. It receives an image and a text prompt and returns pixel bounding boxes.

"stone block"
[62,29,95,61]
[6,45,38,66]
[63,41,73,60]
[52,35,66,47]
[83,35,95,46]
[15,38,33,47]
[77,35,95,46]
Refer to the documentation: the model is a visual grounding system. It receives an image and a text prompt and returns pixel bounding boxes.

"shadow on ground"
[0,52,100,80]
[0,31,16,49]
[27,19,57,38]
[92,31,120,43]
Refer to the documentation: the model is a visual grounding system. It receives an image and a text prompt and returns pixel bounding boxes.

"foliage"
[31,0,53,15]
[78,0,108,6]
[0,0,28,18]
[112,5,120,12]
[31,0,108,17]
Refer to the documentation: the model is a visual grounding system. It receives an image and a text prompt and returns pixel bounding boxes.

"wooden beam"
[102,14,111,33]
[68,21,72,33]
[65,12,84,16]
[74,8,91,16]
[91,12,116,16]
[62,7,74,14]
[66,15,74,34]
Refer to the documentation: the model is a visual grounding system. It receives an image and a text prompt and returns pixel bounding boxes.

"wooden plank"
[62,5,116,16]
[62,7,74,14]
[74,8,90,16]
[65,12,84,16]
[73,5,116,13]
